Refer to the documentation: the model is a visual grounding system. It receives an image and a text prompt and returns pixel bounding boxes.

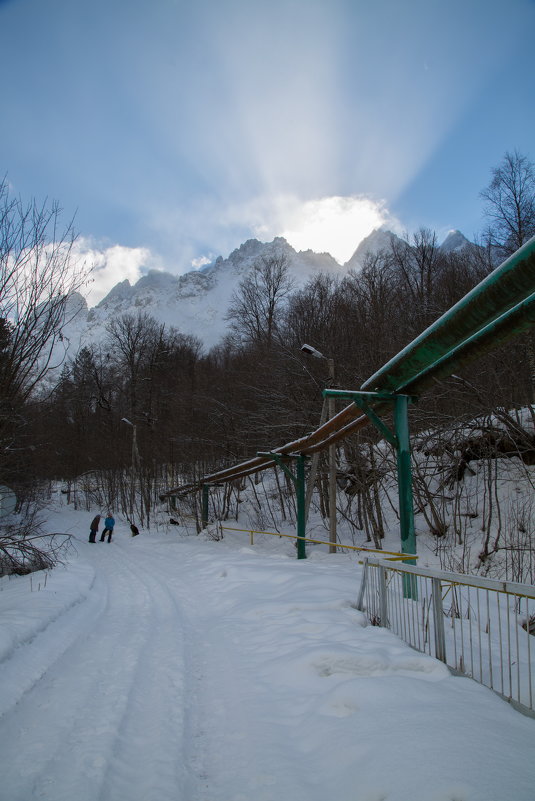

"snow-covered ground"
[0,503,534,801]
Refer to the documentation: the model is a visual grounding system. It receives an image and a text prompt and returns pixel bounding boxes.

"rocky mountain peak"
[61,228,472,358]
[439,229,471,252]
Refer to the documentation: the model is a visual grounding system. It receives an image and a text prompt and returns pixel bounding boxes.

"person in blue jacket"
[100,514,115,543]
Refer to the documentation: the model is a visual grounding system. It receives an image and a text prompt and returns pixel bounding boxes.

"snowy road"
[0,509,534,801]
[0,536,193,801]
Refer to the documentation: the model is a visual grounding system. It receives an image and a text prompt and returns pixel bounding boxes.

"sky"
[0,500,534,800]
[1,0,534,304]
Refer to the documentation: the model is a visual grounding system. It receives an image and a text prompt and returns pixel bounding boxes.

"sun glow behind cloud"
[200,192,396,270]
[27,0,527,293]
[277,196,392,264]
[140,0,504,274]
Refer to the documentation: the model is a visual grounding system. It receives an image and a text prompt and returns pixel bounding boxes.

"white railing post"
[431,577,446,663]
[364,558,535,715]
[356,558,368,611]
[378,565,388,626]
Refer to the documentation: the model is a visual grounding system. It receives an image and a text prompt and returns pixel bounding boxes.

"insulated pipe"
[362,235,535,393]
[199,402,362,485]
[301,289,535,456]
[303,292,535,455]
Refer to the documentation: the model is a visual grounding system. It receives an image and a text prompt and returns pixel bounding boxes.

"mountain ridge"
[62,228,472,355]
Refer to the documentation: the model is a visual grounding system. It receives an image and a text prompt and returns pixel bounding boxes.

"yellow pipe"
[220,526,417,560]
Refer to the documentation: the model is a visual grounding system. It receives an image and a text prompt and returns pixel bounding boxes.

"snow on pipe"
[305,287,535,456]
[165,238,535,493]
[361,234,535,394]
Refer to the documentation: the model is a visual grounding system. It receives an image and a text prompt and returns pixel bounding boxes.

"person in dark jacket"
[89,514,101,543]
[100,514,115,543]
[130,522,140,537]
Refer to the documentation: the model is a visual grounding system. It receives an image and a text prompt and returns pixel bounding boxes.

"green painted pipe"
[398,290,535,396]
[362,236,535,393]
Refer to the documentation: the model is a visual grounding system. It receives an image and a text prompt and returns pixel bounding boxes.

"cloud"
[191,255,213,270]
[74,238,158,306]
[213,193,399,265]
[140,191,401,281]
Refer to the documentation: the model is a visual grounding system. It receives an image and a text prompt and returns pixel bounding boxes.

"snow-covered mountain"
[60,229,471,357]
[61,237,342,353]
[439,229,472,253]
[344,228,400,271]
[345,227,472,269]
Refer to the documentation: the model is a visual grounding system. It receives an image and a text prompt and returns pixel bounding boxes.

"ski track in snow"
[1,523,535,801]
[0,540,193,801]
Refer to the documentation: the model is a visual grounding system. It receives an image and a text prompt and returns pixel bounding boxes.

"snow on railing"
[359,559,535,715]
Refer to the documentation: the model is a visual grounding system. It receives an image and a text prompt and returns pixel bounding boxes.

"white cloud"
[220,194,398,265]
[191,254,213,270]
[74,239,157,306]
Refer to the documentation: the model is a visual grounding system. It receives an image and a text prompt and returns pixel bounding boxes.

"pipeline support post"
[323,389,418,597]
[394,393,418,598]
[394,394,416,558]
[327,358,337,554]
[296,453,307,559]
[201,483,209,530]
[200,482,225,531]
[258,451,307,559]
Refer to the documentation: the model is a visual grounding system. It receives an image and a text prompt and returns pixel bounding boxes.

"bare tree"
[480,151,535,400]
[389,228,442,327]
[480,149,535,258]
[0,178,88,404]
[0,178,89,486]
[336,251,399,378]
[284,272,339,356]
[104,311,164,420]
[0,178,89,572]
[225,253,295,349]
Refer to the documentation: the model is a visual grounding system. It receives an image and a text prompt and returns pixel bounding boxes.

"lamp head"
[301,343,324,359]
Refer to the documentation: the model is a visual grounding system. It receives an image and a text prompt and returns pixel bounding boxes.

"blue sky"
[1,0,534,303]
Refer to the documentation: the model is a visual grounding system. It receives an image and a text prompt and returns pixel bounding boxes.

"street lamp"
[122,418,140,517]
[300,344,337,553]
[121,418,140,467]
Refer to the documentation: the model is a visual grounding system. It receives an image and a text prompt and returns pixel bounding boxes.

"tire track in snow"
[0,563,103,721]
[0,541,189,801]
[96,545,191,801]
[159,547,314,801]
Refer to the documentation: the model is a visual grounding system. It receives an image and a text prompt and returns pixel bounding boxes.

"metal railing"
[359,558,535,715]
[219,525,415,561]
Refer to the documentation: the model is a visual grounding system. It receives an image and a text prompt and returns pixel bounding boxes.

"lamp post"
[121,418,140,467]
[300,344,337,553]
[121,418,139,517]
[258,452,307,559]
